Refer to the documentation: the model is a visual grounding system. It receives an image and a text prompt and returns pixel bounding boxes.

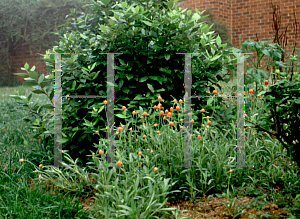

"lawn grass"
[1,77,300,219]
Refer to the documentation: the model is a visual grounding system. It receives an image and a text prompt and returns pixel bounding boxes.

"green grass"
[1,77,300,218]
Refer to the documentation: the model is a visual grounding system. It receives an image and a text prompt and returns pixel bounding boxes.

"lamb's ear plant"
[9,62,55,150]
[31,150,185,219]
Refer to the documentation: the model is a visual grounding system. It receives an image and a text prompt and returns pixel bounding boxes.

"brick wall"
[7,0,300,84]
[178,0,300,68]
[10,41,51,84]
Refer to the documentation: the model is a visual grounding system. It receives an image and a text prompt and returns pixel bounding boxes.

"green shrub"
[12,0,240,167]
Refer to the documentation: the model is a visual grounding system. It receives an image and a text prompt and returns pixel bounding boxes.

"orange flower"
[153,105,157,109]
[129,127,133,132]
[117,160,122,166]
[132,111,136,114]
[191,119,194,123]
[197,135,201,139]
[122,106,126,110]
[258,95,261,98]
[221,91,224,94]
[201,108,205,112]
[264,80,268,85]
[141,116,144,119]
[207,120,211,125]
[157,103,162,108]
[136,111,139,114]
[95,130,98,134]
[173,99,177,103]
[39,164,42,168]
[160,110,164,115]
[165,109,169,114]
[163,116,166,120]
[249,89,253,94]
[98,150,104,155]
[179,99,183,103]
[169,122,174,126]
[158,96,162,101]
[213,90,217,94]
[233,92,235,95]
[143,111,147,116]
[170,107,174,111]
[104,100,107,104]
[143,134,146,138]
[176,106,180,111]
[154,167,158,171]
[157,131,160,134]
[154,124,157,127]
[118,127,123,131]
[138,151,142,155]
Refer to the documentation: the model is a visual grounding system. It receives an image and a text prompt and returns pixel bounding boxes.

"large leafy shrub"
[13,0,240,167]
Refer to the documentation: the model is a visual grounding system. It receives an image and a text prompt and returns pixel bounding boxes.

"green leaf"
[216,35,221,47]
[122,87,130,94]
[9,95,22,100]
[30,66,36,72]
[80,33,88,39]
[200,38,206,47]
[100,25,107,33]
[147,84,154,93]
[45,73,55,80]
[13,73,28,76]
[38,74,45,84]
[27,93,32,102]
[101,0,110,5]
[49,89,54,101]
[66,58,74,65]
[140,77,148,82]
[115,114,127,119]
[141,20,152,27]
[121,1,127,8]
[24,62,29,70]
[168,0,174,9]
[23,81,38,86]
[97,105,105,114]
[210,54,221,62]
[31,90,45,94]
[18,86,25,96]
[55,138,70,143]
[164,54,170,61]
[133,94,145,100]
[207,97,214,106]
[72,81,76,90]
[29,71,38,79]
[90,62,97,71]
